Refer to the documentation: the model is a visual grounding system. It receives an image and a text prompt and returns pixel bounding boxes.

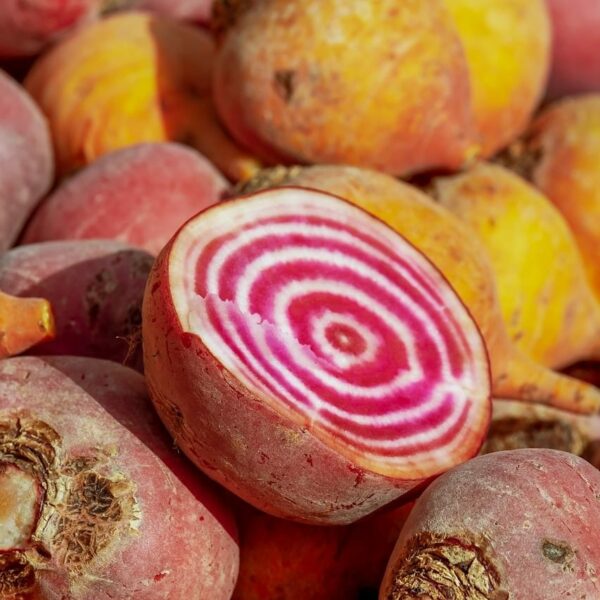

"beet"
[0,355,239,599]
[23,143,229,256]
[0,240,153,369]
[381,449,600,599]
[143,187,491,524]
[0,70,53,251]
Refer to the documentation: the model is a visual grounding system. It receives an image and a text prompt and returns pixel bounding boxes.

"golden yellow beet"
[444,0,551,156]
[434,162,600,370]
[507,95,600,303]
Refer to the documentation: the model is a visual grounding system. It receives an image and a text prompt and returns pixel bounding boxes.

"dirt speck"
[542,539,573,565]
[274,70,296,103]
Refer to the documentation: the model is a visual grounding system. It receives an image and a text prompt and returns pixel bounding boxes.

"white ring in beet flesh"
[168,188,490,479]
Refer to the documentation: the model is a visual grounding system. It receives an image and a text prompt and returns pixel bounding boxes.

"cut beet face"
[143,187,491,523]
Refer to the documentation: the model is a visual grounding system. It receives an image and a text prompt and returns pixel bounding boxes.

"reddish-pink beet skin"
[546,0,600,99]
[0,0,99,57]
[134,0,214,24]
[380,449,600,599]
[23,143,229,256]
[0,355,238,599]
[0,240,153,369]
[0,70,53,251]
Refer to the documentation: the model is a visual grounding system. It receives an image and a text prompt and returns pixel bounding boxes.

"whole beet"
[23,143,229,256]
[380,449,600,599]
[0,355,239,598]
[0,240,153,369]
[0,70,53,251]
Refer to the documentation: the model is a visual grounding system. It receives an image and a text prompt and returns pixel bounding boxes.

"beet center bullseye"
[143,187,491,523]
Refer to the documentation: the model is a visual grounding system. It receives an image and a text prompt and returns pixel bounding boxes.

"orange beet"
[233,502,413,600]
[0,290,54,357]
[25,11,260,181]
[213,0,477,176]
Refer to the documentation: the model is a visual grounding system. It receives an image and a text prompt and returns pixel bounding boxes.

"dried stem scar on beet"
[0,355,238,599]
[381,448,600,600]
[143,187,491,524]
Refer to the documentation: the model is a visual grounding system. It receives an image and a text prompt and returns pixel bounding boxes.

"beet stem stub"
[168,188,490,480]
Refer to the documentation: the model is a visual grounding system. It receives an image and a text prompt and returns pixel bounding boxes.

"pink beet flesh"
[0,240,153,369]
[0,355,238,599]
[546,0,600,98]
[0,0,99,57]
[381,448,600,599]
[23,143,229,256]
[143,187,490,523]
[0,70,53,251]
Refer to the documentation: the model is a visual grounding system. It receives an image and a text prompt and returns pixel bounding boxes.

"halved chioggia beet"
[143,187,492,524]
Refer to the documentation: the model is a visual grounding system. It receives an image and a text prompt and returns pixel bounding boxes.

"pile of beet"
[2,1,600,598]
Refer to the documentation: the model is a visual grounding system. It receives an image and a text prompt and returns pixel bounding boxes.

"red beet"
[380,449,600,599]
[0,355,238,598]
[545,0,600,98]
[23,143,229,255]
[0,240,153,369]
[0,70,53,251]
[0,0,99,57]
[143,187,491,524]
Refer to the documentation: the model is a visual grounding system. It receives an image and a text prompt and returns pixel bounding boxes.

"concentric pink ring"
[170,188,490,477]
